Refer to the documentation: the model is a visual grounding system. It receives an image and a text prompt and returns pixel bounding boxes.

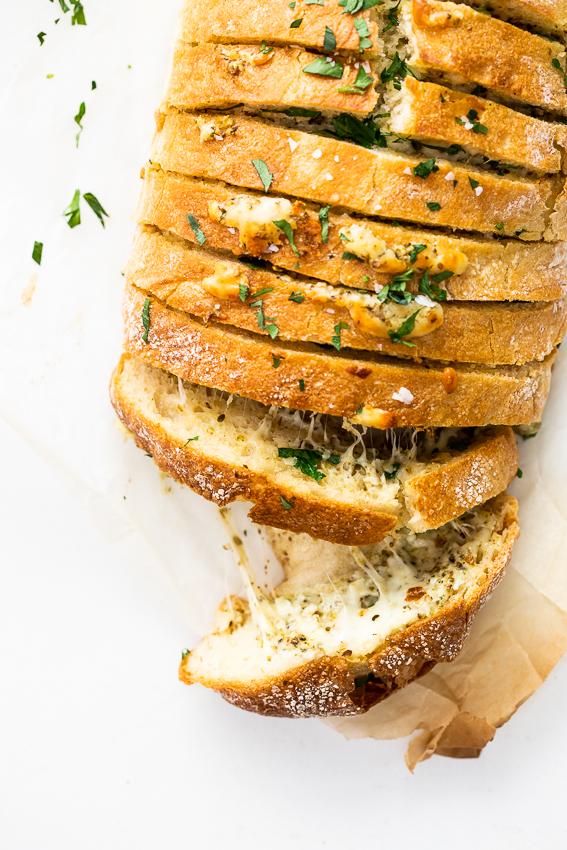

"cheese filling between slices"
[218,505,498,659]
[209,195,296,249]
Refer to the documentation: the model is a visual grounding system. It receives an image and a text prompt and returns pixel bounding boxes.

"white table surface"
[3,2,567,846]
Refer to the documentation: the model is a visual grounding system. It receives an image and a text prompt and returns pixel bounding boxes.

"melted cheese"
[209,195,295,250]
[346,298,444,339]
[202,262,248,300]
[196,115,236,142]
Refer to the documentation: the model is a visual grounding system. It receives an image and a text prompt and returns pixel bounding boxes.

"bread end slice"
[180,494,519,717]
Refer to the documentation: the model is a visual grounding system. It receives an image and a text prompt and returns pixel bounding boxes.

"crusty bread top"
[177,0,382,55]
[179,494,519,717]
[161,42,378,116]
[463,0,567,34]
[110,353,518,543]
[122,281,556,427]
[151,113,567,239]
[126,227,567,365]
[388,78,567,175]
[406,0,567,114]
[137,168,567,301]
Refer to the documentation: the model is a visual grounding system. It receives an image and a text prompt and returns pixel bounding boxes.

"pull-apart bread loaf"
[111,354,518,545]
[112,0,566,716]
[179,495,519,716]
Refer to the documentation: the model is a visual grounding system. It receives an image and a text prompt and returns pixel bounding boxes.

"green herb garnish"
[252,158,273,192]
[260,40,273,54]
[74,101,85,147]
[324,26,336,51]
[183,436,199,446]
[84,193,109,227]
[272,356,281,368]
[298,379,305,391]
[413,158,438,179]
[37,32,47,45]
[426,201,441,211]
[278,448,331,482]
[380,52,416,89]
[283,107,321,118]
[388,309,422,347]
[289,291,305,303]
[290,17,303,27]
[142,297,151,343]
[186,213,206,245]
[332,321,349,350]
[338,65,374,93]
[319,204,330,243]
[273,219,300,256]
[238,283,249,303]
[354,17,372,51]
[303,56,344,79]
[63,190,81,228]
[418,269,448,301]
[32,241,43,265]
[280,495,294,509]
[384,463,400,480]
[409,244,426,264]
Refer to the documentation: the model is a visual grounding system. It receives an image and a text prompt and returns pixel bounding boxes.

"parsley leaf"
[319,204,330,243]
[290,17,303,27]
[342,251,363,261]
[332,321,349,350]
[273,219,300,256]
[183,436,199,446]
[289,291,305,303]
[83,192,109,227]
[283,107,321,118]
[418,269,448,301]
[272,355,281,368]
[384,463,400,480]
[354,17,372,51]
[382,0,401,32]
[32,242,43,265]
[413,158,438,179]
[239,257,265,270]
[74,101,86,147]
[408,244,426,264]
[37,32,47,45]
[303,56,344,79]
[70,0,86,25]
[63,190,81,228]
[426,201,441,211]
[252,158,273,192]
[260,40,273,54]
[380,52,416,89]
[552,57,567,87]
[238,283,249,303]
[388,309,422,347]
[187,213,206,245]
[468,175,480,190]
[327,113,385,148]
[280,495,294,509]
[324,27,336,51]
[142,297,151,343]
[278,448,329,482]
[299,379,305,391]
[495,221,505,233]
[338,65,374,93]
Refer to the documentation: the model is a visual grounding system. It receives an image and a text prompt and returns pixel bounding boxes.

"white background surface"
[2,1,567,847]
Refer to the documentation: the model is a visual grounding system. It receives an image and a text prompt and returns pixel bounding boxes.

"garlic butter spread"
[202,262,248,300]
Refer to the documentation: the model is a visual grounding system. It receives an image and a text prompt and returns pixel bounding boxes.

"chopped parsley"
[260,40,273,54]
[298,379,305,391]
[354,18,372,51]
[91,80,97,89]
[338,65,374,93]
[382,0,401,32]
[37,32,47,45]
[470,84,487,97]
[280,495,294,510]
[355,402,364,415]
[338,0,383,13]
[468,176,480,190]
[388,309,422,347]
[240,257,265,270]
[324,27,337,52]
[142,297,151,343]
[272,355,282,368]
[252,158,273,192]
[187,213,206,245]
[517,468,523,479]
[332,321,349,350]
[238,283,249,303]
[495,221,505,233]
[413,158,438,179]
[283,107,321,118]
[278,448,339,482]
[290,17,303,27]
[342,251,363,261]
[319,204,330,243]
[289,291,305,303]
[74,102,85,147]
[84,193,109,227]
[409,243,426,264]
[183,436,199,446]
[552,57,567,87]
[380,52,416,90]
[377,270,413,305]
[273,219,300,256]
[63,189,81,228]
[426,201,441,211]
[32,241,43,265]
[384,463,400,480]
[326,113,385,148]
[181,649,191,659]
[254,301,279,338]
[418,268,448,301]
[303,56,344,79]
[455,109,488,134]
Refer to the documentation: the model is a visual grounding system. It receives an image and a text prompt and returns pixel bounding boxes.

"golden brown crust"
[122,282,556,427]
[126,228,567,365]
[408,0,567,114]
[390,78,567,174]
[179,494,519,717]
[177,0,381,55]
[137,168,567,301]
[151,113,566,239]
[161,43,378,117]
[110,353,518,543]
[478,0,567,34]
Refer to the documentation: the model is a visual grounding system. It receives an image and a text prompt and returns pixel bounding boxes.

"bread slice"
[179,494,519,716]
[111,353,518,544]
[401,0,567,114]
[177,0,383,56]
[161,43,378,117]
[385,78,567,175]
[137,168,567,301]
[122,281,556,427]
[151,113,567,239]
[463,0,567,35]
[126,228,567,365]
